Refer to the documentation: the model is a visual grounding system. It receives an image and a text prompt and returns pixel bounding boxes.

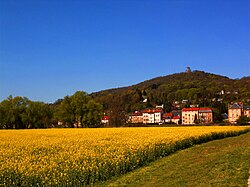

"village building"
[243,106,250,118]
[172,116,181,124]
[142,109,162,124]
[162,110,181,124]
[228,103,243,124]
[162,112,173,123]
[198,108,213,124]
[131,111,143,123]
[101,116,110,124]
[182,107,213,125]
[182,108,199,125]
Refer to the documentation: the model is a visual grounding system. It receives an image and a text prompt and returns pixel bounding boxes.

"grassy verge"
[97,132,250,187]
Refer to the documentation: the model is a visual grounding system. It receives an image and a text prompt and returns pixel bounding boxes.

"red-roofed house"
[101,116,110,124]
[162,112,173,123]
[182,108,199,124]
[172,116,181,124]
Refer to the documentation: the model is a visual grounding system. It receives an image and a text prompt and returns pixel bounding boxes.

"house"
[182,107,213,124]
[182,108,199,124]
[172,116,181,124]
[162,112,173,123]
[198,108,213,124]
[142,109,162,124]
[182,100,189,104]
[228,103,243,124]
[101,116,110,124]
[243,106,250,118]
[58,120,63,126]
[131,111,143,123]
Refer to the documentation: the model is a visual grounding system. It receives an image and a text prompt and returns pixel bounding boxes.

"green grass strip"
[97,131,250,187]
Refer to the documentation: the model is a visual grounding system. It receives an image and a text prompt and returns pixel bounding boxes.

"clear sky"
[1,0,249,103]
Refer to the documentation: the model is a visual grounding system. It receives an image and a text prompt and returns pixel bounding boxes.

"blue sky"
[1,0,249,103]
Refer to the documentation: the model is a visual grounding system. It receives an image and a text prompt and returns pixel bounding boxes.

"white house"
[142,109,162,124]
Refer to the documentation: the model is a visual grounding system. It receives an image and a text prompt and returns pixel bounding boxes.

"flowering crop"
[0,126,249,186]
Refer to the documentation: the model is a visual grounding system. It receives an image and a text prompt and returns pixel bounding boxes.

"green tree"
[194,114,199,124]
[236,115,250,126]
[84,100,103,127]
[0,96,28,129]
[57,91,103,127]
[21,101,52,128]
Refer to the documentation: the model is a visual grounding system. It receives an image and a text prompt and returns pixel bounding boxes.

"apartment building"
[142,109,162,124]
[182,107,213,124]
[182,108,199,124]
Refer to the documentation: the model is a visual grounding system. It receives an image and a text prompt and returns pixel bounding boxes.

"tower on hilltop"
[186,67,191,73]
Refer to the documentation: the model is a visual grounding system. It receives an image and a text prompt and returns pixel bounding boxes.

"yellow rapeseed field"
[0,126,249,186]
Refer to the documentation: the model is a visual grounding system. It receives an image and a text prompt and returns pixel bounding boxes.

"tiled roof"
[143,109,162,113]
[102,116,109,120]
[244,106,250,110]
[163,113,172,118]
[173,116,180,119]
[182,107,212,112]
[229,103,243,109]
[182,108,199,111]
[199,108,212,112]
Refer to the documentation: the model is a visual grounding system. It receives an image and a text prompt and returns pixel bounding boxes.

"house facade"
[182,107,213,124]
[142,109,162,124]
[228,103,243,124]
[131,111,143,123]
[227,103,250,124]
[199,108,213,124]
[172,116,181,124]
[243,106,250,118]
[162,112,181,124]
[182,108,199,124]
[162,112,173,123]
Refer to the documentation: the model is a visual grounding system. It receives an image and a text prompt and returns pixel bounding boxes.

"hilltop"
[91,70,250,114]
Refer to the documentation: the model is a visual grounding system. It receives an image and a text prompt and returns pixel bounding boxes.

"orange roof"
[199,107,212,112]
[173,116,180,119]
[163,113,173,117]
[143,109,162,114]
[182,108,199,111]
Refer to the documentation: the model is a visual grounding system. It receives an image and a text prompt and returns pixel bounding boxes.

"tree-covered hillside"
[92,71,250,118]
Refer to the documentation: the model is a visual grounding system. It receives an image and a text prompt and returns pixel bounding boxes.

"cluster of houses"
[128,106,213,125]
[228,103,250,124]
[101,102,250,125]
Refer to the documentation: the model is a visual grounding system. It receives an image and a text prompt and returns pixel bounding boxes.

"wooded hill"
[91,71,250,116]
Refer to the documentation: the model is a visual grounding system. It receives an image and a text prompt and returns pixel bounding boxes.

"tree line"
[0,91,103,129]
